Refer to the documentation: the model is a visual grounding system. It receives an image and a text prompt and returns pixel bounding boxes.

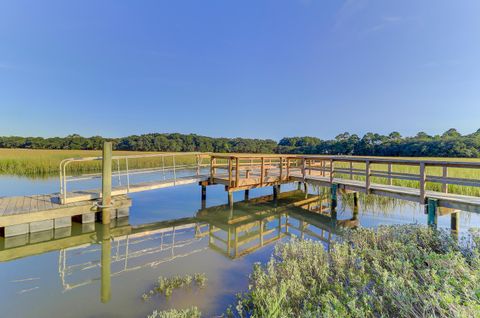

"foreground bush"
[230,225,480,318]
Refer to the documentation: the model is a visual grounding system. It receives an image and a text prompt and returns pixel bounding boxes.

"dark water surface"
[1,176,479,318]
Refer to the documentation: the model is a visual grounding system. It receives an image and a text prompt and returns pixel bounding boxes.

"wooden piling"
[353,192,359,207]
[427,198,438,227]
[244,189,249,201]
[201,185,207,201]
[331,184,338,210]
[228,191,233,208]
[451,211,459,232]
[101,142,113,224]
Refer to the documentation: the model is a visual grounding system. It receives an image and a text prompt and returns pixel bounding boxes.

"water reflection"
[1,190,359,305]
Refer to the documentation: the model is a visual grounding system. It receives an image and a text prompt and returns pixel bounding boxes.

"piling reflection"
[0,190,359,304]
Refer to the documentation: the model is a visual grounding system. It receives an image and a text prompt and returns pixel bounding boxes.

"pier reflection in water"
[1,190,358,306]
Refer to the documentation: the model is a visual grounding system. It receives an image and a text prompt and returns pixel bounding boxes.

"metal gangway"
[59,152,210,204]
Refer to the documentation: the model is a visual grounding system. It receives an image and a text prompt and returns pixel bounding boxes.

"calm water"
[1,176,480,318]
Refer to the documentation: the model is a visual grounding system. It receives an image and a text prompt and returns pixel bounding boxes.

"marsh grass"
[147,307,201,318]
[142,273,207,301]
[0,149,198,178]
[228,225,480,317]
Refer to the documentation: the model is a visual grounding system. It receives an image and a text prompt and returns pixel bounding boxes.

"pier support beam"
[331,184,338,210]
[273,185,279,199]
[244,189,249,201]
[353,192,359,208]
[228,191,233,208]
[297,182,302,191]
[451,211,460,232]
[101,142,113,225]
[201,185,207,201]
[427,198,438,228]
[303,183,309,198]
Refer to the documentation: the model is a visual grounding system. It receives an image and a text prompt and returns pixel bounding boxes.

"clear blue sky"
[1,0,479,140]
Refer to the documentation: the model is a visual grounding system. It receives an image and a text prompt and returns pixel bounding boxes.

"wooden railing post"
[196,154,201,176]
[349,161,353,180]
[302,157,306,181]
[235,157,240,187]
[260,157,265,186]
[419,162,426,204]
[101,141,112,224]
[388,163,393,185]
[286,158,290,179]
[228,157,233,187]
[210,157,216,181]
[442,166,448,193]
[279,157,283,181]
[365,160,371,193]
[329,159,334,183]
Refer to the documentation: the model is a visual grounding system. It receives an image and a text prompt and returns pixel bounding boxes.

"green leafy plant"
[230,225,480,318]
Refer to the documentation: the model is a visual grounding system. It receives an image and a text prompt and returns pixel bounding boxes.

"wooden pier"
[1,145,480,237]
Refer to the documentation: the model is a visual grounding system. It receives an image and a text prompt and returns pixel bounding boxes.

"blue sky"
[0,0,479,140]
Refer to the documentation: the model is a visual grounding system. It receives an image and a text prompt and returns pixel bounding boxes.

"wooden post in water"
[101,142,113,224]
[427,198,438,228]
[353,192,359,207]
[273,185,279,199]
[228,191,233,208]
[331,183,338,211]
[303,182,308,199]
[244,189,249,201]
[451,211,459,232]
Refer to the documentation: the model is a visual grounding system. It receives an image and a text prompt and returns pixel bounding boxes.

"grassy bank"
[227,225,480,318]
[0,149,199,177]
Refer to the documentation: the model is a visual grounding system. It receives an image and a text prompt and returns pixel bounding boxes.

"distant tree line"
[0,133,278,153]
[1,129,480,157]
[277,129,480,157]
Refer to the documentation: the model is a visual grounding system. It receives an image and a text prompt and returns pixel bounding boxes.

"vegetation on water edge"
[224,225,480,318]
[2,128,480,157]
[147,307,201,318]
[142,273,207,301]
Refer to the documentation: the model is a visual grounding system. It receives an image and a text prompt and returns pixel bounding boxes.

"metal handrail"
[59,152,209,203]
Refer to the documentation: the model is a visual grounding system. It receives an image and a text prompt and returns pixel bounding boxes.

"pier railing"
[210,154,480,203]
[59,152,209,204]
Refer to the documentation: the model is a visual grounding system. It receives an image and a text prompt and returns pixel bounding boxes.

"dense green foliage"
[278,129,480,157]
[0,133,277,153]
[2,128,480,157]
[228,225,480,318]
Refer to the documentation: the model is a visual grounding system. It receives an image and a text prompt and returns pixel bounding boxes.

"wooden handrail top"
[209,153,480,168]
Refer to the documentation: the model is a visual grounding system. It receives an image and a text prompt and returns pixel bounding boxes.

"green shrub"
[230,225,480,318]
